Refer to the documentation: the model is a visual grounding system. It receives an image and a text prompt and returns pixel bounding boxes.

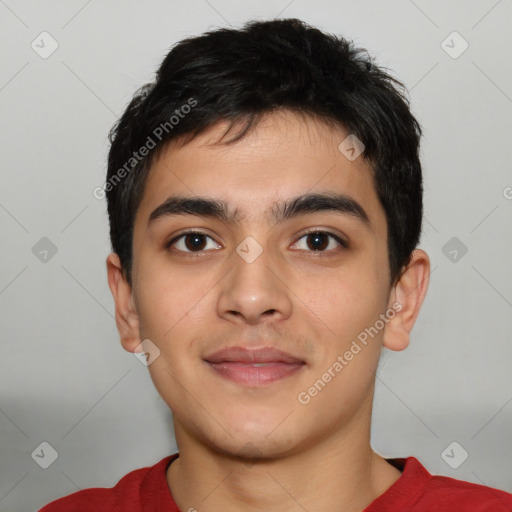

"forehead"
[134,110,386,233]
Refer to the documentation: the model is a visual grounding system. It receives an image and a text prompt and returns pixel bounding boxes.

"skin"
[107,109,430,512]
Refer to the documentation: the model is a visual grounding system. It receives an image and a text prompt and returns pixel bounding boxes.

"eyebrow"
[147,192,371,229]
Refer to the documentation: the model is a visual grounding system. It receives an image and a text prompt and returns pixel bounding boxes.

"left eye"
[292,231,347,252]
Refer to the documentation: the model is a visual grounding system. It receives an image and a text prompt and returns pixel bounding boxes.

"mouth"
[203,346,306,386]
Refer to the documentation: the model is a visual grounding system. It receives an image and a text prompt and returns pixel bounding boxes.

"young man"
[41,18,512,512]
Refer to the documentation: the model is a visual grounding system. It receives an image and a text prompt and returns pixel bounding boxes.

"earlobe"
[106,253,141,353]
[382,249,430,352]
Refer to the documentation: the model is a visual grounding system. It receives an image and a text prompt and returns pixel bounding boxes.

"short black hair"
[105,18,423,288]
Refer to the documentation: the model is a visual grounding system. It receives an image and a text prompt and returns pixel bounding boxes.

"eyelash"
[165,229,349,255]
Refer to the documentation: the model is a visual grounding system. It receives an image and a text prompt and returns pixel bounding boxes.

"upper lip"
[204,346,305,364]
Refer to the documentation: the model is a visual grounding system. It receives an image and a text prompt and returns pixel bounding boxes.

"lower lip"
[205,361,305,386]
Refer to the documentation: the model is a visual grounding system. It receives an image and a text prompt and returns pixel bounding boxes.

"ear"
[106,253,141,353]
[382,249,430,352]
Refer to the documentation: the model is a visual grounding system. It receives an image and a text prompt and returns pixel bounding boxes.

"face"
[122,110,399,458]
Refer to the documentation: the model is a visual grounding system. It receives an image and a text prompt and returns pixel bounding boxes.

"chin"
[200,420,304,462]
[212,437,298,463]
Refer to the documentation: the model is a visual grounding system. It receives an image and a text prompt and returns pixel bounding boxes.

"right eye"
[166,231,222,253]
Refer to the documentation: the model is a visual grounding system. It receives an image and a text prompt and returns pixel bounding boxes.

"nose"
[216,242,293,326]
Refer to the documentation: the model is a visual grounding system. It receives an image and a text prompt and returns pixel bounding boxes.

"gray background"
[1,0,511,510]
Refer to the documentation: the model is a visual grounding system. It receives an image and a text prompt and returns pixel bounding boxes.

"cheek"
[297,268,386,346]
[135,260,209,338]
[134,265,214,369]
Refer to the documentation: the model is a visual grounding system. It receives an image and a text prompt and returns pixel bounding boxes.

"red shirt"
[39,453,512,511]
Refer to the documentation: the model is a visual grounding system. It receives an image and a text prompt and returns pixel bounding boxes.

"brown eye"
[183,233,207,251]
[167,231,221,253]
[305,232,329,251]
[293,231,348,252]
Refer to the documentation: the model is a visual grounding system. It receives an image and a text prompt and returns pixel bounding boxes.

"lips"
[204,346,305,365]
[204,346,306,386]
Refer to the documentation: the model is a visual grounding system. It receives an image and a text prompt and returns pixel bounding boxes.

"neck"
[166,400,402,512]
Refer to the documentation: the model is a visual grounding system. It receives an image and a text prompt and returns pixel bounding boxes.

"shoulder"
[38,455,176,512]
[400,456,512,511]
[424,471,512,510]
